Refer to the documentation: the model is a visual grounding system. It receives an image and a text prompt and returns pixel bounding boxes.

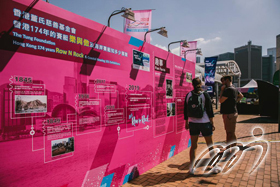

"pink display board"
[0,0,195,186]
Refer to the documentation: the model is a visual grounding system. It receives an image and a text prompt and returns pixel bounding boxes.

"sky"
[49,0,280,62]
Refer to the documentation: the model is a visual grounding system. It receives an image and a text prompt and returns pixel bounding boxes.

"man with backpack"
[184,77,215,174]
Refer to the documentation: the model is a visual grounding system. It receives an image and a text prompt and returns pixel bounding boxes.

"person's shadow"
[128,160,218,186]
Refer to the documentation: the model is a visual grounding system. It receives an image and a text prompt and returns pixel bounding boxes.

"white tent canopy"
[242,79,257,88]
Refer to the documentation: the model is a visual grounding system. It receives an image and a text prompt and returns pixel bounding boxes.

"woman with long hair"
[184,77,215,174]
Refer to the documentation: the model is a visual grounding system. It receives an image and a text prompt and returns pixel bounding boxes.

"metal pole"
[216,82,218,109]
[238,75,241,88]
[140,28,162,51]
[278,66,280,132]
[107,10,124,27]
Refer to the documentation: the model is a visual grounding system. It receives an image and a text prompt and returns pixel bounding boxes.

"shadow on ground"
[126,159,220,186]
[238,116,277,124]
[168,158,212,170]
[128,171,218,186]
[237,132,280,140]
[127,144,258,186]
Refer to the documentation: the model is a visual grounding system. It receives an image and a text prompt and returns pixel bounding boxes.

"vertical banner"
[204,56,218,94]
[124,10,152,43]
[180,41,197,63]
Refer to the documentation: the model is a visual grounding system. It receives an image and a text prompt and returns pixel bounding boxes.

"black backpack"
[187,91,205,118]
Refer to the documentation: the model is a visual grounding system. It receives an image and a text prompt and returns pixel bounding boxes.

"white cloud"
[155,44,168,51]
[171,46,180,56]
[194,37,221,45]
[193,37,222,61]
[155,37,222,59]
[154,45,181,56]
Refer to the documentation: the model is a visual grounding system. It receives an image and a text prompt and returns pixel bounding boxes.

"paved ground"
[122,110,280,187]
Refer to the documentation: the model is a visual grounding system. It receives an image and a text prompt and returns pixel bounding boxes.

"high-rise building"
[262,55,274,83]
[277,35,280,70]
[217,52,234,61]
[234,41,262,86]
[267,48,276,63]
[196,56,200,63]
[267,47,276,74]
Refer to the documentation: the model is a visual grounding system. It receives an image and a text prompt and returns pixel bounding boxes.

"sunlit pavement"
[122,110,280,187]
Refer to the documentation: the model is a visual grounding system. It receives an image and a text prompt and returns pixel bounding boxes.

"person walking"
[219,76,243,156]
[184,77,215,174]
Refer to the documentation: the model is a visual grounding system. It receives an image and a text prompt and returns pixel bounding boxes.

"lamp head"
[122,8,136,22]
[196,49,202,56]
[181,40,189,48]
[157,27,168,38]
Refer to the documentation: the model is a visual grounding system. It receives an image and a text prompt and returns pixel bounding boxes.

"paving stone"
[122,113,280,187]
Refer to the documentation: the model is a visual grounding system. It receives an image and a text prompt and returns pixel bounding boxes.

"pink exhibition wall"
[0,0,195,186]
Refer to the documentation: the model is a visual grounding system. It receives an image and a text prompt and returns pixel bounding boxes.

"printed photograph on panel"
[133,49,150,71]
[51,137,74,157]
[167,103,175,117]
[15,95,47,114]
[186,72,192,83]
[166,79,173,98]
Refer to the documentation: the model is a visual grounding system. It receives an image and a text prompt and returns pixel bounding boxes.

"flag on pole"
[204,56,218,94]
[124,10,152,43]
[180,41,197,63]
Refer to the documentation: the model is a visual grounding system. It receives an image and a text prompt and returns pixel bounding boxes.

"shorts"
[223,113,238,133]
[189,122,213,137]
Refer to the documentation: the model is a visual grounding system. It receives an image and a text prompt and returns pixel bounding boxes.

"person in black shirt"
[219,76,243,155]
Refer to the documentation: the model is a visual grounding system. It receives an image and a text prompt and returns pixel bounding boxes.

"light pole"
[183,48,202,59]
[165,40,189,60]
[168,40,189,52]
[278,62,280,132]
[140,27,168,51]
[107,7,135,27]
[181,48,202,80]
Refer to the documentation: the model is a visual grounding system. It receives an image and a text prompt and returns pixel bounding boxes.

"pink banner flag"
[124,10,152,43]
[180,41,197,63]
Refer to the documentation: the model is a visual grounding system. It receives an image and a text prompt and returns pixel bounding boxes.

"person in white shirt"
[184,78,215,174]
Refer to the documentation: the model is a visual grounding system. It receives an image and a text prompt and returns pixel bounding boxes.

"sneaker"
[189,167,195,175]
[212,166,222,174]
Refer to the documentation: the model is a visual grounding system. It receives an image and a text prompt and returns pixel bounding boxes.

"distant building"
[267,48,276,62]
[267,47,276,73]
[277,35,280,70]
[262,55,274,83]
[217,52,234,61]
[234,41,262,86]
[196,56,200,63]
